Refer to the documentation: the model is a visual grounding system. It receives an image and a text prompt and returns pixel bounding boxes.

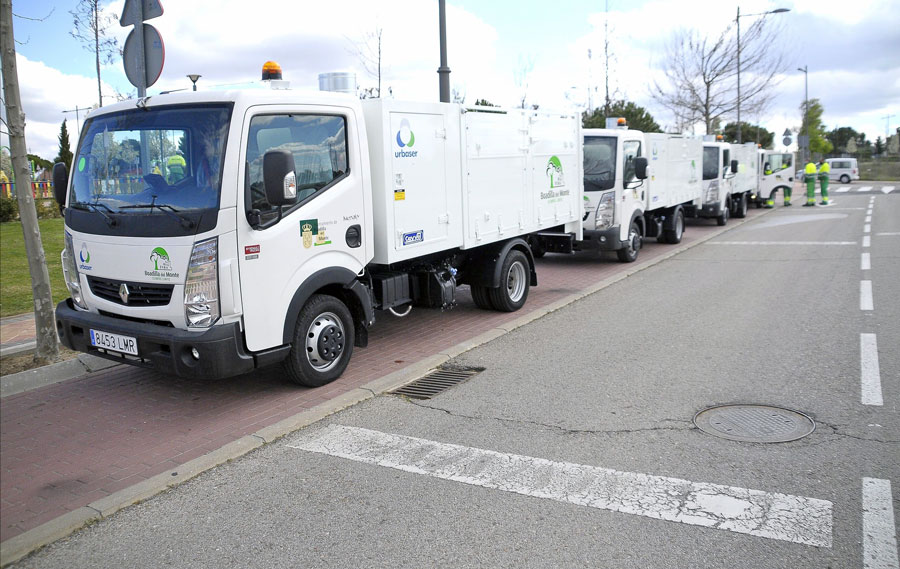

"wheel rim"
[506,260,527,303]
[305,311,345,372]
[628,226,640,255]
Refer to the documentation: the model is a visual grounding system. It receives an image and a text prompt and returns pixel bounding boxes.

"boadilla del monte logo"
[546,156,566,188]
[395,118,418,158]
[150,247,173,271]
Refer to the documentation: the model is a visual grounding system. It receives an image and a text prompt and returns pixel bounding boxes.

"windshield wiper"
[119,196,195,229]
[70,201,118,227]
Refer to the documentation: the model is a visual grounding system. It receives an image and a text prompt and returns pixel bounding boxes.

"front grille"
[98,310,174,328]
[88,276,174,307]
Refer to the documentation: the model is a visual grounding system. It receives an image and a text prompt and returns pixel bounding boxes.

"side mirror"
[52,162,68,207]
[730,160,738,174]
[262,150,297,206]
[634,157,649,180]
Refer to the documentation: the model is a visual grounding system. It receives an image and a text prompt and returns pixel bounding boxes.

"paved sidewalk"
[0,213,763,555]
[0,314,36,357]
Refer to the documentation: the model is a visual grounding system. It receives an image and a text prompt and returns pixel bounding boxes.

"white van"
[825,158,859,183]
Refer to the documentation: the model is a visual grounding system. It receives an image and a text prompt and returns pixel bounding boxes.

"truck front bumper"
[698,201,722,218]
[580,226,624,251]
[55,300,257,379]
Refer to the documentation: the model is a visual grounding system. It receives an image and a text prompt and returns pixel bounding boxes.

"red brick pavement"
[0,215,758,542]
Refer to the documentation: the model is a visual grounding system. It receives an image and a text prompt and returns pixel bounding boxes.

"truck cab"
[699,140,736,225]
[756,150,795,207]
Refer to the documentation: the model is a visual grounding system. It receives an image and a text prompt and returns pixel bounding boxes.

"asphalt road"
[12,192,899,568]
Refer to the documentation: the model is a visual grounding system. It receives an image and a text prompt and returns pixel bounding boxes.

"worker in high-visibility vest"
[803,160,817,206]
[817,159,830,205]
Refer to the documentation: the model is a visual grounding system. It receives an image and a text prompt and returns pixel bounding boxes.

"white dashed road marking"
[860,334,883,406]
[858,186,874,192]
[863,236,871,247]
[835,186,851,192]
[708,241,856,246]
[289,425,834,547]
[881,186,895,194]
[862,253,871,271]
[861,280,874,311]
[862,478,899,568]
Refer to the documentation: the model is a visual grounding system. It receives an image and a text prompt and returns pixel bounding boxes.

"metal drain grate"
[693,404,816,443]
[391,367,484,400]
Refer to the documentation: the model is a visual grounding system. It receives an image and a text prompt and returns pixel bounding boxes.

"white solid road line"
[881,186,895,194]
[862,478,899,569]
[708,241,857,246]
[861,280,874,311]
[290,424,834,547]
[862,253,871,271]
[877,232,900,236]
[863,236,871,247]
[835,186,851,192]
[860,334,883,406]
[858,186,874,192]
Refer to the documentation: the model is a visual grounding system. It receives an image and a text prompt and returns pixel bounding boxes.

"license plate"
[89,329,139,356]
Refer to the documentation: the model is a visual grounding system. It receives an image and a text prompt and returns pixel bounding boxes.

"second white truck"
[532,120,702,263]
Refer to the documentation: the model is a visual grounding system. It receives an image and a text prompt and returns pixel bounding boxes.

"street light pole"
[62,105,90,134]
[799,65,808,163]
[735,7,789,144]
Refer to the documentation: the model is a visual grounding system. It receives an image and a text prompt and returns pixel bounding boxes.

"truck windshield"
[702,147,719,180]
[70,104,232,214]
[583,136,617,191]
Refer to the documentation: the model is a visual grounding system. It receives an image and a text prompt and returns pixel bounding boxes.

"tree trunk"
[1,0,60,365]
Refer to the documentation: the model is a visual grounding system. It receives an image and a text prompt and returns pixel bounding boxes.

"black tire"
[470,284,494,310]
[616,220,641,263]
[840,174,850,184]
[664,209,685,244]
[283,294,354,387]
[734,194,748,218]
[487,249,530,312]
[716,201,729,226]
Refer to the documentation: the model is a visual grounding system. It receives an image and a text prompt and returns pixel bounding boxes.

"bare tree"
[348,26,385,98]
[70,0,119,107]
[514,54,535,109]
[651,17,785,133]
[1,0,59,364]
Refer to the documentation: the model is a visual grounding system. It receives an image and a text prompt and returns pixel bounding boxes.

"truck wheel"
[734,194,748,218]
[664,209,684,244]
[283,294,354,387]
[716,202,729,226]
[616,221,641,263]
[488,250,530,312]
[470,285,494,310]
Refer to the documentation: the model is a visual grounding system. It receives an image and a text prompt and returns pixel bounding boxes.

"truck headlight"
[595,191,615,230]
[705,178,719,203]
[184,237,219,328]
[62,232,87,309]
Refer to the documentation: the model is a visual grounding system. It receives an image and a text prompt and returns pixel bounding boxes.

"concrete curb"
[0,210,765,566]
[1,354,121,398]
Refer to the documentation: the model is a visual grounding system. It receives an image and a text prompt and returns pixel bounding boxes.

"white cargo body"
[730,143,759,197]
[540,125,702,264]
[644,134,703,211]
[362,99,582,264]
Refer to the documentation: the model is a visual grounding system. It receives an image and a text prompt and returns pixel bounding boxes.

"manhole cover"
[693,404,815,443]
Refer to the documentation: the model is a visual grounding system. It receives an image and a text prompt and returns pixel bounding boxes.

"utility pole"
[798,65,808,164]
[62,104,90,134]
[882,113,895,139]
[437,0,450,103]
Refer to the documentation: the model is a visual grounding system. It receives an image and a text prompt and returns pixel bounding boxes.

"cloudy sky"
[3,0,899,160]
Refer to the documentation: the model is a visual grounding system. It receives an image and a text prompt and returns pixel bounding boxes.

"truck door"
[237,107,368,352]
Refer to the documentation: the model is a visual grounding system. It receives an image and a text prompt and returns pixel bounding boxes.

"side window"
[245,114,348,225]
[722,149,731,176]
[622,140,642,186]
